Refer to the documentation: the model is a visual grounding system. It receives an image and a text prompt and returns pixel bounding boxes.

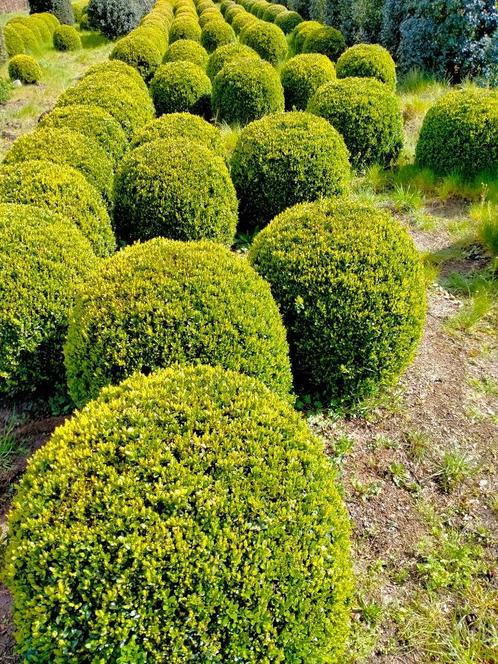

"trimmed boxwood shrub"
[308,77,403,170]
[114,138,237,244]
[212,57,284,126]
[4,26,25,57]
[232,12,257,33]
[206,41,259,79]
[8,54,41,83]
[0,160,115,257]
[302,26,346,61]
[240,20,288,65]
[135,25,169,53]
[87,0,144,38]
[7,23,39,53]
[281,53,335,111]
[263,3,287,22]
[65,239,293,404]
[53,24,81,50]
[30,15,52,42]
[169,17,202,43]
[39,104,127,164]
[415,89,498,179]
[5,363,352,662]
[37,12,60,33]
[150,62,212,116]
[4,128,113,203]
[131,113,223,157]
[231,111,350,230]
[291,20,321,52]
[249,198,427,403]
[336,44,397,90]
[201,19,236,52]
[164,39,209,68]
[0,204,97,397]
[83,59,147,89]
[275,10,303,33]
[110,34,162,81]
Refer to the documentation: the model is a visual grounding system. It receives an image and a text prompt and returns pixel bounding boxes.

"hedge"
[336,43,397,90]
[150,62,212,116]
[7,54,41,84]
[281,53,335,111]
[240,20,288,65]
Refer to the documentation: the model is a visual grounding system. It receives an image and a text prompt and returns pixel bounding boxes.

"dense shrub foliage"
[7,54,41,83]
[212,57,284,125]
[83,58,147,88]
[4,26,25,58]
[28,0,74,25]
[53,24,81,50]
[281,53,335,111]
[5,364,352,662]
[65,239,293,404]
[249,198,426,403]
[275,9,303,33]
[206,41,259,79]
[308,77,403,170]
[87,0,145,38]
[291,20,321,52]
[110,33,162,81]
[240,20,288,65]
[0,160,114,257]
[114,138,237,244]
[164,39,209,67]
[201,19,236,52]
[150,62,212,116]
[0,204,97,397]
[415,89,498,179]
[302,25,346,61]
[170,16,202,42]
[231,111,350,230]
[336,43,396,89]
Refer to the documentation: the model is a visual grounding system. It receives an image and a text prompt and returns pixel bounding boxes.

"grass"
[0,412,26,471]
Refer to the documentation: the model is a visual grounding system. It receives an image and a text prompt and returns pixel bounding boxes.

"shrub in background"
[240,20,288,65]
[302,26,346,61]
[231,12,257,33]
[169,16,202,42]
[8,55,41,83]
[275,10,303,33]
[114,138,237,244]
[6,23,39,54]
[263,3,287,22]
[53,24,81,50]
[231,111,351,230]
[0,204,97,397]
[28,0,74,24]
[0,160,115,257]
[164,39,209,68]
[110,34,162,81]
[5,364,352,662]
[249,198,427,404]
[4,26,25,58]
[87,0,144,38]
[150,62,212,116]
[206,41,259,79]
[281,53,335,111]
[291,20,321,52]
[201,20,236,52]
[336,43,396,89]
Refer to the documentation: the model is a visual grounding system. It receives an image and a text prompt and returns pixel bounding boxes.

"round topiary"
[302,26,345,61]
[114,138,237,244]
[212,56,284,126]
[199,10,223,27]
[4,25,25,57]
[281,53,336,111]
[164,38,209,68]
[9,17,42,43]
[39,104,128,164]
[134,25,169,54]
[291,20,321,52]
[231,111,350,229]
[7,23,39,54]
[336,43,397,91]
[308,77,403,170]
[275,10,302,33]
[30,15,52,43]
[0,204,98,397]
[231,12,257,34]
[200,19,236,52]
[38,12,60,34]
[131,112,224,157]
[169,17,202,43]
[4,127,114,204]
[415,88,498,179]
[150,62,212,116]
[5,363,352,662]
[8,54,41,84]
[262,3,286,22]
[65,239,293,404]
[240,20,288,65]
[206,41,259,79]
[0,160,115,257]
[53,24,81,51]
[110,34,162,81]
[249,198,427,403]
[83,59,147,90]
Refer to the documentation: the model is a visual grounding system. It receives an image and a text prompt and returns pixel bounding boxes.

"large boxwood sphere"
[275,10,302,33]
[8,54,41,84]
[114,138,237,244]
[169,16,201,42]
[308,77,403,170]
[4,25,25,58]
[302,26,345,61]
[281,53,336,111]
[65,239,293,405]
[150,62,212,116]
[231,111,350,230]
[336,44,397,91]
[110,34,162,82]
[83,59,147,89]
[53,24,81,50]
[201,19,236,52]
[0,204,98,397]
[291,20,321,52]
[240,20,288,65]
[212,57,284,126]
[5,364,352,662]
[0,160,115,257]
[415,89,498,179]
[249,198,426,404]
[164,38,209,68]
[231,12,257,34]
[206,41,259,79]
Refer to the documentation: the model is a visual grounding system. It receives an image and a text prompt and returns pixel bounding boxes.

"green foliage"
[275,10,303,33]
[473,203,498,258]
[308,77,403,170]
[8,54,42,84]
[110,33,162,81]
[83,58,147,88]
[0,204,97,397]
[164,39,209,68]
[281,53,335,111]
[39,104,128,164]
[169,16,202,42]
[5,363,352,662]
[231,111,350,230]
[302,26,346,61]
[0,160,115,257]
[87,0,145,38]
[415,89,498,180]
[150,62,212,116]
[7,22,40,53]
[53,24,81,50]
[263,3,287,21]
[212,56,284,126]
[114,138,237,244]
[0,78,10,104]
[240,20,288,65]
[131,112,224,157]
[4,26,25,58]
[336,43,397,90]
[249,198,426,404]
[4,127,114,204]
[231,12,257,33]
[206,41,259,79]
[201,19,236,52]
[65,239,293,404]
[28,0,75,24]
